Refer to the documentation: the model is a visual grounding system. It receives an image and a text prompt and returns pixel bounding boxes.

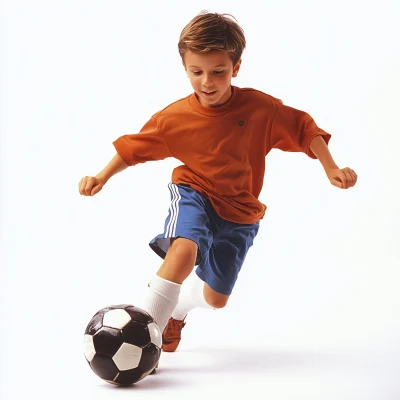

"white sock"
[140,274,181,332]
[172,274,214,321]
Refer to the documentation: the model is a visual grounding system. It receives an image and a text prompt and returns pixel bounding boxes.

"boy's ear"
[232,59,242,77]
[182,59,189,77]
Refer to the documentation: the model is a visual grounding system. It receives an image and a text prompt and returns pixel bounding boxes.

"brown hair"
[178,11,246,66]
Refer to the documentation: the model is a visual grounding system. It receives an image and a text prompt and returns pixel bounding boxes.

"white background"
[1,0,399,399]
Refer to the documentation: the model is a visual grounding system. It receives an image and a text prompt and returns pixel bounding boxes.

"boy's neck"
[195,85,234,109]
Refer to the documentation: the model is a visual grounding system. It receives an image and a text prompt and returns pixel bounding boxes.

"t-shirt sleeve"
[270,101,331,159]
[112,114,172,166]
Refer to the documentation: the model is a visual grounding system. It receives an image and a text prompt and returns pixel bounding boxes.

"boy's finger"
[331,178,343,188]
[85,182,94,196]
[350,170,358,185]
[346,171,355,187]
[91,184,102,196]
[335,172,346,189]
[343,170,353,189]
[342,174,349,189]
[79,178,90,195]
[346,169,357,187]
[78,179,85,194]
[80,183,88,195]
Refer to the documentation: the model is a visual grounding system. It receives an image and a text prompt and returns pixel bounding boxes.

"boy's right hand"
[79,176,105,196]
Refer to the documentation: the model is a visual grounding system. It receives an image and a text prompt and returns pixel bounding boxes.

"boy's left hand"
[326,167,358,189]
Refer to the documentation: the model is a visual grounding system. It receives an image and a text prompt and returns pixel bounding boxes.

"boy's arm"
[79,153,128,196]
[96,153,129,184]
[309,135,338,172]
[269,100,357,189]
[309,135,358,189]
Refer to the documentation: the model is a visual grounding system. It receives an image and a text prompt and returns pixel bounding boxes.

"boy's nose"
[202,74,213,87]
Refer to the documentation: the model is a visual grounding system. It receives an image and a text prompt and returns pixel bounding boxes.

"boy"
[79,11,357,358]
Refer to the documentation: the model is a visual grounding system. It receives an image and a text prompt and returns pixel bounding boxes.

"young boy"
[79,12,357,357]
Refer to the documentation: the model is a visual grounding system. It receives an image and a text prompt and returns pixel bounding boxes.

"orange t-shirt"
[113,86,331,224]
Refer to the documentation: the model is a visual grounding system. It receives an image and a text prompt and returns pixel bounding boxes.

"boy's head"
[178,11,246,107]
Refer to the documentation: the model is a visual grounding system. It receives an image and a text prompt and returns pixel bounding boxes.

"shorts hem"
[195,268,233,296]
[149,234,204,265]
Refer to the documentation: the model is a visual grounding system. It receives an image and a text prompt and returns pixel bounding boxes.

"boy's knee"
[159,238,198,283]
[168,237,198,265]
[204,285,230,309]
[206,297,228,309]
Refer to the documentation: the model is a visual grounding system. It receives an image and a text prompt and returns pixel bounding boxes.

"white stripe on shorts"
[165,183,181,238]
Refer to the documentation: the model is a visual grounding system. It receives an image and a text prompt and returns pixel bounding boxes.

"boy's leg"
[162,273,230,352]
[169,213,259,324]
[161,208,259,353]
[141,183,213,333]
[141,237,197,333]
[171,273,227,321]
[203,282,230,308]
[195,218,260,303]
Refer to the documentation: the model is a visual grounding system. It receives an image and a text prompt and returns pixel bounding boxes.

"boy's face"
[183,50,241,108]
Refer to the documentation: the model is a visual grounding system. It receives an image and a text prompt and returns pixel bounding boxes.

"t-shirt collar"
[188,85,239,116]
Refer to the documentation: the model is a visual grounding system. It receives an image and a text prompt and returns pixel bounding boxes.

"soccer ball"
[83,304,161,385]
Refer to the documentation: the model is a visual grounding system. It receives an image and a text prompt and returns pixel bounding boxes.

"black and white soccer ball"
[83,304,161,385]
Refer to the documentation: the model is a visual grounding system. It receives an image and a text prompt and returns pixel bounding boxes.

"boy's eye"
[191,70,225,76]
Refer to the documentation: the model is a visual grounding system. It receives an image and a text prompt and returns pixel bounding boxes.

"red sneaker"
[162,317,186,352]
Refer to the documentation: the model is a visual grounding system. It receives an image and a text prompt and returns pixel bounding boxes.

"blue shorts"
[149,183,260,295]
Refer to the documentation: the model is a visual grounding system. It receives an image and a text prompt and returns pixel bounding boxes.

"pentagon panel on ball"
[83,304,162,385]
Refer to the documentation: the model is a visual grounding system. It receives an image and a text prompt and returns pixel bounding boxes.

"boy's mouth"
[202,91,217,97]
